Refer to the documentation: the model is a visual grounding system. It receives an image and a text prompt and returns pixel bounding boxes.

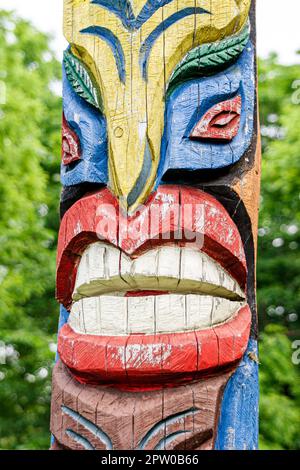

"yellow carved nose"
[103,53,164,211]
[108,110,159,211]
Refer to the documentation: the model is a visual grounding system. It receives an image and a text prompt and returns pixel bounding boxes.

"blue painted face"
[158,43,255,180]
[61,68,108,186]
[61,43,254,187]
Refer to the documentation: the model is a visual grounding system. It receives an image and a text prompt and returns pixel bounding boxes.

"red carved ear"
[62,113,81,165]
[190,95,242,142]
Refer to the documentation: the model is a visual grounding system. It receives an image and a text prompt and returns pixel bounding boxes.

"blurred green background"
[0,11,299,450]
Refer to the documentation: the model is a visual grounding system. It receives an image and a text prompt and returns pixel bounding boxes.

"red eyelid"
[190,95,242,142]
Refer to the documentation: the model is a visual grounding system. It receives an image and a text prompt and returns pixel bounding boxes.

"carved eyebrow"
[140,7,211,80]
[91,0,175,31]
[91,0,135,30]
[80,26,126,83]
[166,24,249,97]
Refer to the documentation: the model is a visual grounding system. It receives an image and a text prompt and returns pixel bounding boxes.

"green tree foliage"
[0,10,299,450]
[258,55,300,449]
[258,56,300,334]
[0,11,61,449]
[259,325,300,449]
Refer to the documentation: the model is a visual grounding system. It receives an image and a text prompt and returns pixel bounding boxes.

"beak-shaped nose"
[108,111,158,212]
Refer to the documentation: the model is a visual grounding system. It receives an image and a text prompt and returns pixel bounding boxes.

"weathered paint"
[63,0,252,209]
[159,43,255,177]
[51,359,232,450]
[58,305,251,388]
[56,187,247,309]
[62,68,108,186]
[215,338,259,450]
[51,0,260,451]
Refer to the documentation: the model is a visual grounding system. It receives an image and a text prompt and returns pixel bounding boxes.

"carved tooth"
[185,295,200,330]
[73,243,107,300]
[155,295,186,334]
[212,298,244,325]
[157,246,181,290]
[79,299,86,333]
[179,248,204,291]
[72,242,244,301]
[127,296,155,334]
[99,297,128,335]
[96,297,102,334]
[186,295,213,329]
[88,242,106,281]
[233,280,244,299]
[178,248,243,299]
[81,297,99,335]
[130,250,159,290]
[119,251,133,287]
[69,301,80,332]
[73,251,89,294]
[105,245,121,284]
[73,242,127,300]
[202,254,222,291]
[69,295,244,336]
[221,271,235,293]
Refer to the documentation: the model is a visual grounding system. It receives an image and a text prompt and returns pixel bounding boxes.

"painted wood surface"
[56,186,247,309]
[51,0,260,451]
[51,360,232,450]
[215,338,259,450]
[62,0,252,210]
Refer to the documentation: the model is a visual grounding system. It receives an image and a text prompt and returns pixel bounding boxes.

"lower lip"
[58,304,251,390]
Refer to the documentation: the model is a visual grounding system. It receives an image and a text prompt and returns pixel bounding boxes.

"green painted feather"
[167,23,250,97]
[64,50,102,111]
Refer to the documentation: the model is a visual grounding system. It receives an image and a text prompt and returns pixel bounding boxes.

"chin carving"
[51,0,260,451]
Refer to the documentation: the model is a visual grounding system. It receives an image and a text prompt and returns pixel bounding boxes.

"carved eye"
[62,113,81,166]
[190,95,241,142]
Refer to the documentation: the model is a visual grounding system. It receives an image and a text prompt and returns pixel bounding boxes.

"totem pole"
[51,0,260,450]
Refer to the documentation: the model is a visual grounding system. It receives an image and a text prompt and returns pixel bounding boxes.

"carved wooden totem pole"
[51,0,260,450]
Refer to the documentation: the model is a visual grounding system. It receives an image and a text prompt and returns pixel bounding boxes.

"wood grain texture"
[63,0,252,209]
[56,186,247,309]
[62,113,81,165]
[57,305,250,387]
[215,338,259,450]
[53,0,260,451]
[51,360,232,450]
[190,96,242,142]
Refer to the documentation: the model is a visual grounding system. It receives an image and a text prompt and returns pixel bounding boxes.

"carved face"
[52,0,259,450]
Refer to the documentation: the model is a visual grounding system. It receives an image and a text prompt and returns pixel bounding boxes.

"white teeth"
[157,246,181,290]
[70,242,245,336]
[127,296,155,334]
[69,295,244,336]
[73,242,244,301]
[155,294,186,334]
[186,295,214,330]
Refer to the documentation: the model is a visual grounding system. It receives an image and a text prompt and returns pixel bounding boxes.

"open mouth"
[69,242,245,335]
[57,186,251,389]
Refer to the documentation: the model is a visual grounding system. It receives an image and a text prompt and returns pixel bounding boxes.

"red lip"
[58,304,251,390]
[56,186,249,389]
[56,186,247,309]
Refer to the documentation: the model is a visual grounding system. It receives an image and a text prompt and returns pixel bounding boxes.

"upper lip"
[56,186,247,309]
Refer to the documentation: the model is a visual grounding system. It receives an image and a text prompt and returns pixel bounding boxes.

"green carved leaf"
[63,49,102,110]
[167,23,250,97]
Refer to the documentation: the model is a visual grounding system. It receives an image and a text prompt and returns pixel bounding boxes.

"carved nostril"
[114,126,124,138]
